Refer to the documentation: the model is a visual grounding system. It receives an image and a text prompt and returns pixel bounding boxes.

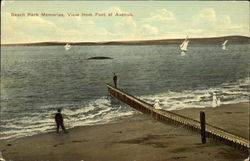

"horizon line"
[1,35,249,45]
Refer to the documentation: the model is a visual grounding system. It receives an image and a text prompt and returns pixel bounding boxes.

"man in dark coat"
[113,73,117,88]
[55,109,66,133]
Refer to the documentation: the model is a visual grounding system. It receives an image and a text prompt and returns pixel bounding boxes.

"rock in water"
[87,56,113,60]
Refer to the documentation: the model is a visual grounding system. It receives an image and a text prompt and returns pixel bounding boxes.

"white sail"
[180,39,189,51]
[222,40,228,46]
[64,43,71,51]
[222,40,228,50]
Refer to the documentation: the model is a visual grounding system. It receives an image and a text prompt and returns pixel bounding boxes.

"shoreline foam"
[0,103,248,161]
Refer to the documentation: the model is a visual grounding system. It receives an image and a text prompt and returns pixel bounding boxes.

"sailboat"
[222,40,228,50]
[64,43,71,51]
[180,37,189,55]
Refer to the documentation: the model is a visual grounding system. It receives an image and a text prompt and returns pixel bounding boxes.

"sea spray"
[139,77,249,111]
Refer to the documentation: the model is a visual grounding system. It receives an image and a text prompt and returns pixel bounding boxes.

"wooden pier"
[106,84,249,153]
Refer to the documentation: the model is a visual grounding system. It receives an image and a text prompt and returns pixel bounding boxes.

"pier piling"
[200,111,206,144]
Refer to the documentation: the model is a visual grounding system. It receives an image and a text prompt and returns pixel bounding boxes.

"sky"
[1,1,249,44]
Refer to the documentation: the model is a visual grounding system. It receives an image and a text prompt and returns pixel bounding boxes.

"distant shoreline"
[1,35,249,46]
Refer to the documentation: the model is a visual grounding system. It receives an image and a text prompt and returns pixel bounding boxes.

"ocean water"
[1,44,249,140]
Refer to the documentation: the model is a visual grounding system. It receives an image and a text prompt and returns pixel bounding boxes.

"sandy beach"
[0,103,248,161]
[173,103,249,139]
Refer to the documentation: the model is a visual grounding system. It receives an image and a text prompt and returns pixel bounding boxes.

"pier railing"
[106,84,249,153]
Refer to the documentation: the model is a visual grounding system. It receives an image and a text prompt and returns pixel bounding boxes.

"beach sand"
[0,103,248,161]
[173,103,249,139]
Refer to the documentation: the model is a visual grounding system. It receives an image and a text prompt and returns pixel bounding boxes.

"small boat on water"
[222,40,228,50]
[64,43,71,51]
[180,36,189,55]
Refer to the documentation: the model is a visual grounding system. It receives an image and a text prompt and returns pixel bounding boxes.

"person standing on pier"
[55,109,67,133]
[113,73,118,88]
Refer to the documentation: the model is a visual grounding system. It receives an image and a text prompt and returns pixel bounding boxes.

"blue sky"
[1,1,249,44]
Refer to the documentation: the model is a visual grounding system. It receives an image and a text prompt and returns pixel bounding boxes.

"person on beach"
[217,96,221,106]
[154,99,161,109]
[55,109,67,133]
[212,92,221,107]
[113,73,118,88]
[212,92,217,108]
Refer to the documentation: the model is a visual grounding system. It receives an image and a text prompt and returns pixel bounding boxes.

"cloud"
[140,24,158,35]
[115,17,136,29]
[1,11,113,43]
[198,8,216,21]
[107,6,122,13]
[191,8,248,37]
[2,4,248,44]
[215,15,248,36]
[194,8,235,28]
[215,24,248,36]
[218,25,243,30]
[184,29,203,34]
[193,8,217,28]
[96,6,139,40]
[2,25,33,43]
[144,9,175,22]
[2,12,60,43]
[218,15,231,26]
